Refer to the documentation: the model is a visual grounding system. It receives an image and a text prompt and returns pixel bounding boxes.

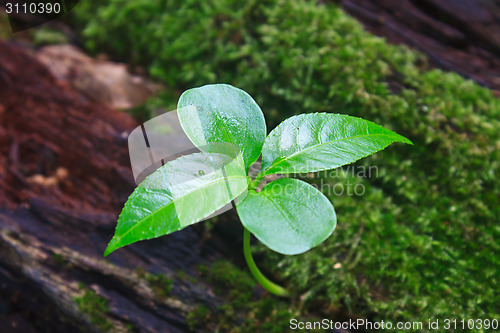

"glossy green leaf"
[261,113,413,175]
[105,151,248,256]
[177,84,266,171]
[236,178,336,255]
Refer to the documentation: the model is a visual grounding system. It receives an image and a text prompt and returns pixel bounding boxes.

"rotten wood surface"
[339,0,500,93]
[0,40,245,333]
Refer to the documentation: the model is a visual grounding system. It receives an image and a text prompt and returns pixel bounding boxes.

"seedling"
[104,84,412,296]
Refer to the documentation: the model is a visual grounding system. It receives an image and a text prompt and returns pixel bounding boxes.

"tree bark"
[339,0,500,93]
[0,40,238,333]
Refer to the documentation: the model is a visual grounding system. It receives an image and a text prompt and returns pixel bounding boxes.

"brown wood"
[0,40,239,333]
[339,0,500,93]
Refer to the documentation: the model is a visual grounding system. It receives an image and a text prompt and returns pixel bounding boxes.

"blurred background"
[0,1,498,332]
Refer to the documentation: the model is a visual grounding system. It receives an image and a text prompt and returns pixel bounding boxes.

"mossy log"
[0,40,242,333]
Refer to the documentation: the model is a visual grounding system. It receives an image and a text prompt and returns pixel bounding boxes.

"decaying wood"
[36,45,162,109]
[340,0,500,93]
[0,40,240,333]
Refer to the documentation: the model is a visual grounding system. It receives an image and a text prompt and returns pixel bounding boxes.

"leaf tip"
[403,136,414,145]
[393,132,413,146]
[103,247,113,257]
[103,238,119,257]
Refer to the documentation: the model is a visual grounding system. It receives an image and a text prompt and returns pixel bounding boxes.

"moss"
[176,270,198,284]
[52,253,75,270]
[0,15,11,40]
[134,266,147,279]
[186,306,211,331]
[206,260,255,308]
[52,253,66,265]
[32,27,68,46]
[74,0,499,331]
[207,260,254,290]
[176,270,187,280]
[195,260,301,332]
[73,285,114,332]
[146,273,173,299]
[134,267,174,300]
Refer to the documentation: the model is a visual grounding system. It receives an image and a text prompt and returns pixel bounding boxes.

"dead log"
[0,40,240,333]
[339,0,500,93]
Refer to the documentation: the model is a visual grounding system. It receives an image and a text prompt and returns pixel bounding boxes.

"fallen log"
[340,0,500,93]
[0,40,238,333]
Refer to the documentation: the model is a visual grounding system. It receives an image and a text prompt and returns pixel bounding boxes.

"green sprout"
[104,84,412,296]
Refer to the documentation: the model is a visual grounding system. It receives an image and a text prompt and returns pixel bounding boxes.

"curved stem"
[243,228,289,297]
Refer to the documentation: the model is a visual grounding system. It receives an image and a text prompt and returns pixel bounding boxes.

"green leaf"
[261,113,413,175]
[177,84,267,171]
[105,150,248,256]
[237,178,336,255]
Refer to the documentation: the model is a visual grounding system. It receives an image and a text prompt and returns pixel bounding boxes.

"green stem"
[243,228,289,297]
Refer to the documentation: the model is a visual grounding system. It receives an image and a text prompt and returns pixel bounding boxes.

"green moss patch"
[73,284,113,332]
